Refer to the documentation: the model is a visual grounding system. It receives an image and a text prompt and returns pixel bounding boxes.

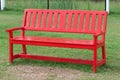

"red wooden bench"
[6,9,108,73]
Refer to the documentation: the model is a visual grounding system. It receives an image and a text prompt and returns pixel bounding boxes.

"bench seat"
[13,36,103,47]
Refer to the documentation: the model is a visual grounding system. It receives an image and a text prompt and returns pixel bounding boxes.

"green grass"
[0,0,120,80]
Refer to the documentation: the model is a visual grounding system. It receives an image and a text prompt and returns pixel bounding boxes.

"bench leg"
[102,45,106,64]
[9,43,13,63]
[22,44,27,54]
[93,48,97,73]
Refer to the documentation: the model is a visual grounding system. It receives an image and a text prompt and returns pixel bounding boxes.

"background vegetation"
[5,0,120,13]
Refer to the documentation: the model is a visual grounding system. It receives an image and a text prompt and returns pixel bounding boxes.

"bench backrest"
[22,9,108,34]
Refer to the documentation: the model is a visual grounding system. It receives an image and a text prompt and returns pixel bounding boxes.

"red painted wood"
[79,13,84,31]
[36,12,42,28]
[13,36,103,46]
[72,13,78,30]
[97,59,106,67]
[32,12,37,28]
[59,12,66,30]
[47,12,53,29]
[91,13,96,32]
[14,54,93,65]
[9,33,13,63]
[25,12,31,27]
[84,13,90,31]
[66,13,72,30]
[53,12,58,29]
[102,45,106,61]
[97,14,102,32]
[103,14,108,33]
[6,27,23,32]
[6,9,108,73]
[22,11,27,27]
[41,12,47,29]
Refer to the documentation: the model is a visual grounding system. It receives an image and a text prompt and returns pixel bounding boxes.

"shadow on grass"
[0,8,23,15]
[4,8,24,12]
[10,58,110,73]
[0,8,23,13]
[109,11,120,15]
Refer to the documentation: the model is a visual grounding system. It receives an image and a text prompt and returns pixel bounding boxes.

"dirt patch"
[2,65,119,80]
[2,65,86,80]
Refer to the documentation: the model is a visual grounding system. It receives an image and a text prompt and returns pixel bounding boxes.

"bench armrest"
[93,32,105,44]
[6,27,23,32]
[6,27,24,39]
[94,32,105,37]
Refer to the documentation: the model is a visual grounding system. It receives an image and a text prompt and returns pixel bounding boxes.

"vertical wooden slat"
[72,13,78,31]
[31,12,37,28]
[91,13,96,32]
[47,12,53,29]
[25,11,31,28]
[97,14,102,32]
[103,13,108,32]
[36,12,42,29]
[101,15,104,31]
[66,13,72,30]
[78,13,84,31]
[53,12,58,29]
[84,13,90,31]
[41,12,47,29]
[22,11,27,27]
[59,12,66,30]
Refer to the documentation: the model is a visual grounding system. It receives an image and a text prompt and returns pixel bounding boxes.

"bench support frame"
[6,9,108,73]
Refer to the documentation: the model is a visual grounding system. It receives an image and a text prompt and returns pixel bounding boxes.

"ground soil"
[2,65,88,80]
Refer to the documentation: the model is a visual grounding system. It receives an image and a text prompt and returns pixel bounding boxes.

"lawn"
[0,1,120,80]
